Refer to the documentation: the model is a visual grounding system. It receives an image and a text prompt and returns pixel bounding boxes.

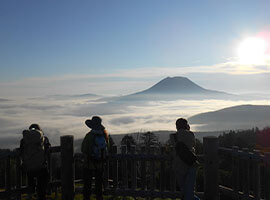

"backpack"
[175,141,197,166]
[172,132,197,166]
[91,130,108,161]
[22,129,46,171]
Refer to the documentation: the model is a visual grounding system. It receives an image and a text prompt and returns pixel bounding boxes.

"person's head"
[176,118,190,131]
[29,123,41,131]
[85,116,105,130]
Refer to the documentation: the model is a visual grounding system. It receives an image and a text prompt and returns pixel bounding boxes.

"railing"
[219,146,270,200]
[0,135,269,200]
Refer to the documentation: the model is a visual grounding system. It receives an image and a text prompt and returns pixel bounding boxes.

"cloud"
[0,117,17,128]
[1,60,270,97]
[1,79,270,149]
[68,102,130,117]
[110,117,135,126]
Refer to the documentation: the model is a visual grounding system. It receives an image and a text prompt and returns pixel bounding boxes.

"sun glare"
[237,37,267,65]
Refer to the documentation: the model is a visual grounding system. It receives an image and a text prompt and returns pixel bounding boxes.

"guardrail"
[0,136,269,200]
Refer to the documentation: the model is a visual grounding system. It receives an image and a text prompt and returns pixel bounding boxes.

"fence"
[0,135,270,200]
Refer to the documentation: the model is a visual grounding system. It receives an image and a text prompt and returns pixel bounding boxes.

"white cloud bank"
[1,95,270,149]
[1,61,270,97]
[1,60,270,149]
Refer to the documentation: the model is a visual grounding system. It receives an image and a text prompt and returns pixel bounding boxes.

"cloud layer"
[1,60,270,149]
[1,93,270,149]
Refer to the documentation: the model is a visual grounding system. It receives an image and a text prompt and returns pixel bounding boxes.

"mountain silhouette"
[136,76,225,94]
[188,104,270,131]
[116,76,234,101]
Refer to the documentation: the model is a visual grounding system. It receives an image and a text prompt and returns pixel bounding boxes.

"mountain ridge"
[117,76,234,101]
[188,104,270,131]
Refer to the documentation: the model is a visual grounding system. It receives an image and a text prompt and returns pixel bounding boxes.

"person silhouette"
[171,118,200,200]
[81,116,109,200]
[20,124,50,200]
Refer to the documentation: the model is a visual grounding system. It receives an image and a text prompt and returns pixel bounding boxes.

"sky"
[1,0,270,148]
[1,0,270,97]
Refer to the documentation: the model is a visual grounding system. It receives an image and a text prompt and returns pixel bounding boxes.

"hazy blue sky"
[1,0,270,96]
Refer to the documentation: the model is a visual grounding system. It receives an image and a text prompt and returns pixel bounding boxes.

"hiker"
[171,118,200,200]
[81,116,109,200]
[20,124,51,200]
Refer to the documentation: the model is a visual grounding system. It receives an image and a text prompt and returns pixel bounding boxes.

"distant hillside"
[47,93,100,100]
[189,104,270,131]
[116,76,235,101]
[0,98,9,102]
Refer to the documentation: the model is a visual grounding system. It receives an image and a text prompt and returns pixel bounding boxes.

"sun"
[237,37,267,65]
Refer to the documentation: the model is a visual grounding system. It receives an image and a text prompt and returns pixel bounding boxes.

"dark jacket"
[81,129,109,169]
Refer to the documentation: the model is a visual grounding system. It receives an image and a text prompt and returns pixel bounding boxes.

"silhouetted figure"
[20,124,51,200]
[171,118,199,200]
[81,116,109,200]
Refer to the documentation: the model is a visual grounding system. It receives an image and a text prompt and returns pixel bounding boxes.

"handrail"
[1,136,269,200]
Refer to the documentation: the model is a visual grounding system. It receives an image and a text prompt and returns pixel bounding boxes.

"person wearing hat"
[81,116,109,200]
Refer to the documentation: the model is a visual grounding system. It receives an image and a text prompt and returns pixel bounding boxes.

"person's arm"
[44,136,51,151]
[104,130,109,145]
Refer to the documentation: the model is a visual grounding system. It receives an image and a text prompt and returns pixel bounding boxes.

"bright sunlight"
[237,37,267,65]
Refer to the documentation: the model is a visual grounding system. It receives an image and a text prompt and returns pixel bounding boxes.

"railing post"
[243,148,250,198]
[160,146,166,192]
[170,146,176,193]
[121,145,127,189]
[61,135,74,200]
[264,152,270,200]
[204,136,219,200]
[232,146,239,200]
[141,146,146,190]
[5,155,11,200]
[47,149,52,195]
[130,145,137,190]
[150,146,156,191]
[252,150,261,200]
[16,153,22,200]
[111,145,118,189]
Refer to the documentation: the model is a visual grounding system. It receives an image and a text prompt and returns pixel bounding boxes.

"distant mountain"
[117,76,235,101]
[138,76,221,94]
[47,93,100,100]
[188,104,270,131]
[0,98,9,102]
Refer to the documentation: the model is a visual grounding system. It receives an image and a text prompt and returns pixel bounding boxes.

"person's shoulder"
[44,136,51,145]
[185,130,195,137]
[177,129,194,137]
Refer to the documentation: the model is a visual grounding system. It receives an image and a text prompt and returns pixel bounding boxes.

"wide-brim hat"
[85,116,105,130]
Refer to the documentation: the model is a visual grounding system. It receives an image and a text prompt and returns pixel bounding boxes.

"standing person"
[20,124,51,200]
[81,116,109,200]
[171,118,199,200]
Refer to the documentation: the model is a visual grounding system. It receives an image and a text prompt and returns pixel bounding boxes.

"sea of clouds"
[1,94,270,149]
[1,63,270,149]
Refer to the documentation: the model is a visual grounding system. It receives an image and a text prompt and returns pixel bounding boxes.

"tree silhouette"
[139,131,160,153]
[120,134,136,153]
